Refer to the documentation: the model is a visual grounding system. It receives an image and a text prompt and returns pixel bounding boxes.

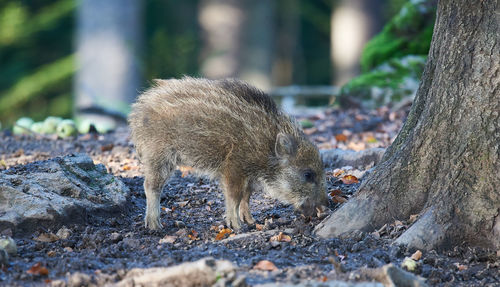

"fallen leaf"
[329,189,342,197]
[0,159,7,168]
[411,250,422,261]
[34,233,59,243]
[178,166,194,177]
[253,260,278,271]
[255,224,264,231]
[100,144,114,152]
[215,228,232,241]
[320,276,328,282]
[159,235,177,244]
[347,141,366,151]
[303,127,318,135]
[409,214,419,224]
[270,232,291,243]
[122,165,131,171]
[26,263,49,276]
[44,279,52,284]
[365,135,377,143]
[454,263,468,271]
[332,169,345,177]
[335,134,348,142]
[331,196,347,203]
[187,230,199,240]
[340,175,359,184]
[176,200,189,208]
[46,250,56,257]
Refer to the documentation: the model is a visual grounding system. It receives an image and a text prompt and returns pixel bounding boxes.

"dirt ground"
[0,107,499,286]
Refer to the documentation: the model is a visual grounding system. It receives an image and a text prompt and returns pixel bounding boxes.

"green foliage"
[340,55,426,108]
[360,0,436,72]
[0,0,75,126]
[143,0,201,81]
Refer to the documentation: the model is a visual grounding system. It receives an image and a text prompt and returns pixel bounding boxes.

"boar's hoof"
[145,216,163,230]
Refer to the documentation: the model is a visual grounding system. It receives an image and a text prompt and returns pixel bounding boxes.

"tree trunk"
[75,0,141,127]
[316,0,500,250]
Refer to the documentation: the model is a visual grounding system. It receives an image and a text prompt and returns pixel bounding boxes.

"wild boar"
[128,77,328,230]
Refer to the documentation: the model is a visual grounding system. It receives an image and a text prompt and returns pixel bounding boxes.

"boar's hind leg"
[239,184,255,225]
[221,174,245,231]
[143,158,174,230]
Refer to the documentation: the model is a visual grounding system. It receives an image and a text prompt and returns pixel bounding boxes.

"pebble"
[56,226,72,240]
[110,232,123,243]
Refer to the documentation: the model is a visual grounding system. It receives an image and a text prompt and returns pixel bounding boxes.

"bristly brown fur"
[129,77,328,230]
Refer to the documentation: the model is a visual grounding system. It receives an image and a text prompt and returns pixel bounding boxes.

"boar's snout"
[299,195,329,217]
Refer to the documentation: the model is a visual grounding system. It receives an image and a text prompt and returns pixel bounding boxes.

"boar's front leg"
[221,172,245,231]
[143,159,174,230]
[239,183,255,225]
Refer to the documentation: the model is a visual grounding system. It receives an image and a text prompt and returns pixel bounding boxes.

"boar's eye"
[302,169,316,183]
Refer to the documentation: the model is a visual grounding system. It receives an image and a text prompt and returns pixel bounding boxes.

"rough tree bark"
[315,0,500,250]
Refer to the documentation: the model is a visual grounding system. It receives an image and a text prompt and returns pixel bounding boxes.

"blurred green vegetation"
[0,0,75,126]
[0,0,429,128]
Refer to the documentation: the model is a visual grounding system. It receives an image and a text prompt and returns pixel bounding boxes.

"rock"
[0,154,129,234]
[56,226,72,240]
[321,148,386,169]
[110,257,235,287]
[0,236,17,256]
[357,263,428,287]
[109,232,123,243]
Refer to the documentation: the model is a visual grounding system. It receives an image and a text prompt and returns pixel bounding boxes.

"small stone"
[56,226,72,240]
[175,220,186,228]
[110,232,123,243]
[0,237,17,256]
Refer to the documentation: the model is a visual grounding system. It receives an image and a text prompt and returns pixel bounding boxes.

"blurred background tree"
[0,0,433,128]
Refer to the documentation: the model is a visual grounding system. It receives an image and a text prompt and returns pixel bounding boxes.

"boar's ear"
[275,133,297,159]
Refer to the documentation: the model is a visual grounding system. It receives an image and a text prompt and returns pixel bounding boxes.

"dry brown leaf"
[178,166,194,177]
[100,144,114,152]
[411,250,422,261]
[159,235,177,244]
[34,233,59,243]
[393,220,404,226]
[255,224,264,231]
[331,196,347,203]
[215,228,232,241]
[26,263,49,276]
[122,165,131,171]
[335,134,348,142]
[347,141,366,151]
[409,214,419,224]
[187,230,199,240]
[340,175,359,184]
[320,276,328,282]
[270,232,291,243]
[329,189,342,197]
[454,263,468,271]
[253,260,278,271]
[46,250,56,257]
[333,169,345,177]
[176,201,189,208]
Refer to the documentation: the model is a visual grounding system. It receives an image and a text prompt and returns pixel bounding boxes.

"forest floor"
[0,105,499,286]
